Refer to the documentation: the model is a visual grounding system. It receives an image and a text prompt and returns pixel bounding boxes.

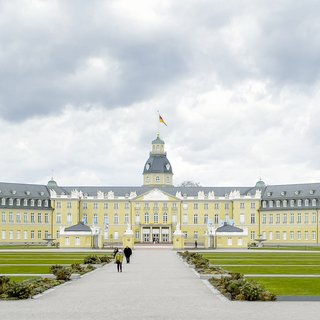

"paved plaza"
[0,248,319,320]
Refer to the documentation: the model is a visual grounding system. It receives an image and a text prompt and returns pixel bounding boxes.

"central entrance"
[142,226,171,243]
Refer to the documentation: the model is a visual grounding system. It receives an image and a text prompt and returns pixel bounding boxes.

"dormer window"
[9,198,13,205]
[281,191,286,196]
[267,192,272,197]
[25,191,30,195]
[262,201,266,208]
[30,199,35,206]
[16,199,21,206]
[1,198,5,205]
[295,190,300,195]
[11,190,16,195]
[290,199,295,207]
[44,200,48,207]
[40,192,44,196]
[276,200,280,207]
[297,199,302,207]
[305,199,309,206]
[310,190,315,195]
[283,200,287,207]
[37,199,42,207]
[312,199,317,206]
[23,199,28,206]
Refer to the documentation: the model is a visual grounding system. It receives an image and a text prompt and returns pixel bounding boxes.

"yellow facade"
[1,135,320,249]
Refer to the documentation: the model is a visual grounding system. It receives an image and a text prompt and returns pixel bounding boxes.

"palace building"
[0,134,320,248]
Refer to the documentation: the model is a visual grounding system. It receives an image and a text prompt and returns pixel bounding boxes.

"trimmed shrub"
[84,255,101,264]
[71,263,84,273]
[5,282,32,299]
[99,255,112,263]
[0,276,10,294]
[50,264,64,275]
[55,267,72,281]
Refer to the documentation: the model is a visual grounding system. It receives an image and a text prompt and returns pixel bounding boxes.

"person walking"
[194,240,198,249]
[123,246,132,264]
[115,249,124,272]
[112,247,119,258]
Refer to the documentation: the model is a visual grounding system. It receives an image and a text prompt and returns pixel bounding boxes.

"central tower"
[143,134,173,186]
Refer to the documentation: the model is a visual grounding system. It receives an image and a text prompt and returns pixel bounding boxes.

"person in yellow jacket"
[115,249,124,272]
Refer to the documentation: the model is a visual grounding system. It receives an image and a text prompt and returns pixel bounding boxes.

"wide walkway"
[0,249,319,320]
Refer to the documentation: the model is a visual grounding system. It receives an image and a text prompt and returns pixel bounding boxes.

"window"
[135,213,140,224]
[1,198,5,205]
[262,213,266,224]
[24,230,28,240]
[65,237,70,246]
[194,231,198,239]
[124,213,129,224]
[16,199,20,206]
[251,203,255,209]
[56,214,61,224]
[240,203,245,209]
[125,202,129,209]
[193,203,198,210]
[214,214,219,224]
[312,199,317,206]
[2,212,6,223]
[44,200,48,207]
[290,231,294,240]
[23,212,28,223]
[276,200,280,208]
[183,214,188,225]
[227,237,233,246]
[290,213,294,224]
[114,203,119,210]
[56,201,61,208]
[93,202,98,209]
[312,212,317,224]
[67,201,72,208]
[312,231,316,241]
[214,203,219,210]
[283,213,287,224]
[193,214,198,225]
[305,231,309,240]
[144,213,149,224]
[172,203,177,209]
[297,231,301,240]
[204,214,208,224]
[17,230,21,240]
[145,202,150,209]
[153,212,159,223]
[37,199,42,207]
[114,213,119,224]
[1,230,6,240]
[135,231,140,240]
[225,203,229,210]
[305,213,309,224]
[9,230,13,240]
[298,199,302,207]
[283,200,287,207]
[283,231,287,240]
[9,212,13,223]
[163,202,168,209]
[104,202,108,209]
[172,214,177,224]
[45,213,49,223]
[16,213,21,223]
[82,214,88,224]
[250,231,255,240]
[83,202,88,209]
[9,198,13,206]
[67,213,72,224]
[38,213,42,223]
[156,176,160,182]
[290,200,295,207]
[269,231,273,240]
[38,230,42,239]
[269,200,273,208]
[75,237,80,246]
[93,214,98,225]
[104,214,109,225]
[23,199,28,206]
[262,201,266,208]
[276,231,280,240]
[163,212,168,224]
[31,230,35,239]
[276,213,280,224]
[269,214,273,224]
[297,213,302,224]
[204,203,208,210]
[250,214,256,224]
[225,214,229,222]
[305,199,309,206]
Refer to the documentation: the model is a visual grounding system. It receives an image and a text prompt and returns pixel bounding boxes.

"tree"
[178,181,201,187]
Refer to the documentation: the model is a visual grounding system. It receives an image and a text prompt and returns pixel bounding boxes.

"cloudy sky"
[1,0,320,187]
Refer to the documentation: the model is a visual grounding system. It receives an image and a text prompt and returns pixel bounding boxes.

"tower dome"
[255,179,266,189]
[47,177,58,188]
[143,134,173,186]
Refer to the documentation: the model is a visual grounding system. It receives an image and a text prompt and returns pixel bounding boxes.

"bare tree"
[178,181,201,187]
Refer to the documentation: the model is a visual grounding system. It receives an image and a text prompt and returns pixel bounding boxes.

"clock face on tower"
[146,163,150,170]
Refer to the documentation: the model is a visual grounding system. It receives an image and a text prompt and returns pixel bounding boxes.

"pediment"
[143,189,170,201]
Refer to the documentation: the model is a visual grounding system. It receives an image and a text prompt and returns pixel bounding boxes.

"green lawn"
[248,278,320,296]
[0,266,51,274]
[201,252,320,296]
[9,276,40,282]
[252,246,320,251]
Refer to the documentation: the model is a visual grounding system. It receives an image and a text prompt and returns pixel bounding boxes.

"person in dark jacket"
[123,246,132,263]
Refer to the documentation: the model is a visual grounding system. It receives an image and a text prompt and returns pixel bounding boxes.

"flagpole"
[157,110,160,136]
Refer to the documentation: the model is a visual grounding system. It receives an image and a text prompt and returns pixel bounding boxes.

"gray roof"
[152,135,164,145]
[143,154,173,174]
[64,222,91,232]
[262,183,320,199]
[216,223,244,233]
[0,182,50,198]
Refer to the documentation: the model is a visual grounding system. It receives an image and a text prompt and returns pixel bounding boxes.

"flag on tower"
[159,114,168,126]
